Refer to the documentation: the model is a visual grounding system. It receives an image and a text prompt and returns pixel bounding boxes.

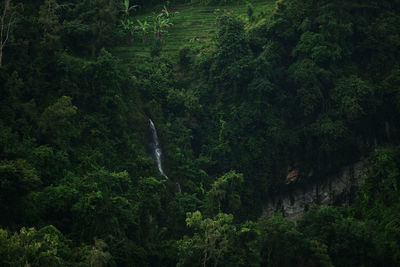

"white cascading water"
[149,119,182,193]
[149,119,168,180]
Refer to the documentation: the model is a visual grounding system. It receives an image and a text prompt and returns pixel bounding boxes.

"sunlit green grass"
[112,0,276,61]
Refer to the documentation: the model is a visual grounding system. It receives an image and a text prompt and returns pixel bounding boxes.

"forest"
[0,0,400,266]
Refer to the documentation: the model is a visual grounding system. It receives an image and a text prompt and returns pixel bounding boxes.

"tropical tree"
[205,170,243,216]
[137,19,150,44]
[255,214,333,267]
[38,96,78,149]
[178,211,236,267]
[153,13,172,39]
[0,160,41,226]
[0,0,17,67]
[160,5,173,20]
[86,239,111,267]
[0,226,84,266]
[121,18,137,43]
[121,0,137,22]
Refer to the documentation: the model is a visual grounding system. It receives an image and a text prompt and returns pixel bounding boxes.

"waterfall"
[149,119,168,180]
[149,119,182,193]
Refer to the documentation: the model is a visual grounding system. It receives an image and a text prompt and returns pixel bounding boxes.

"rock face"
[262,160,369,220]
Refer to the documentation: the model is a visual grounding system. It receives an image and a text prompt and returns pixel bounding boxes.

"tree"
[0,226,78,266]
[153,14,172,39]
[136,19,150,44]
[255,214,333,267]
[0,159,41,226]
[135,177,165,237]
[62,0,120,56]
[205,170,243,216]
[352,146,400,265]
[87,239,111,267]
[0,0,17,67]
[121,0,137,22]
[178,211,236,267]
[121,18,136,43]
[70,169,136,242]
[298,205,374,267]
[332,76,374,122]
[38,96,78,147]
[210,14,251,98]
[38,0,61,35]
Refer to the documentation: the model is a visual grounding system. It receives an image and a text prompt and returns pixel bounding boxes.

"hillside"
[1,0,400,266]
[113,1,275,58]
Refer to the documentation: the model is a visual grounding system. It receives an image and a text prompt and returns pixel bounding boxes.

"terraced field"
[112,0,276,60]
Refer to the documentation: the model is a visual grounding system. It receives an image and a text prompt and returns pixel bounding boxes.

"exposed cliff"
[263,160,369,220]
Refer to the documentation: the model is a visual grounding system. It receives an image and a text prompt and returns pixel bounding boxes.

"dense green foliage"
[1,0,400,266]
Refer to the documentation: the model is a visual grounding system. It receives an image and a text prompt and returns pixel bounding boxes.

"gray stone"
[262,160,369,220]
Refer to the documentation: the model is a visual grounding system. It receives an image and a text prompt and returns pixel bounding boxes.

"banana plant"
[153,15,172,39]
[121,0,138,22]
[160,5,179,22]
[121,18,137,43]
[161,5,170,19]
[137,19,150,44]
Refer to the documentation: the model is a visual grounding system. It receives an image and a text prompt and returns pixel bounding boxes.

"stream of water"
[149,119,182,193]
[149,119,168,180]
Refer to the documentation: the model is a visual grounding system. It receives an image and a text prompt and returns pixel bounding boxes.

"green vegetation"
[1,0,400,266]
[113,0,275,58]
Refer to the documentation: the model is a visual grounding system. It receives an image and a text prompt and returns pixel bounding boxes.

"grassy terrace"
[112,0,276,60]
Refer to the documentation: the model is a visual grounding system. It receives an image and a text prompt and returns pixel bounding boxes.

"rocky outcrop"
[262,160,369,220]
[285,169,299,184]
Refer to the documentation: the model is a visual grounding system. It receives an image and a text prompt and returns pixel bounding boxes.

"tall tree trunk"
[0,0,12,68]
